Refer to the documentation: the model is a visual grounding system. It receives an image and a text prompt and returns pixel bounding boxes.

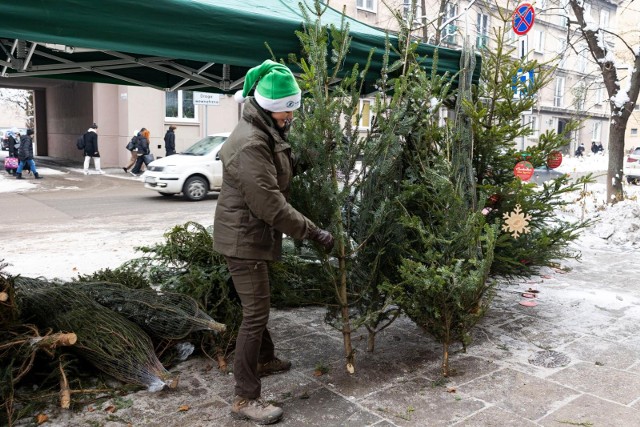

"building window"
[560,0,569,27]
[357,0,376,13]
[166,91,196,120]
[557,39,567,69]
[353,99,372,129]
[592,121,601,142]
[402,0,422,23]
[631,128,638,136]
[443,3,459,45]
[583,2,592,20]
[554,77,565,107]
[476,13,489,48]
[533,30,545,53]
[577,44,588,74]
[599,9,609,28]
[573,81,586,111]
[594,85,604,105]
[527,115,539,138]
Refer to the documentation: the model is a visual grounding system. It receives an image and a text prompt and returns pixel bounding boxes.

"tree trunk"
[339,251,355,373]
[607,115,629,202]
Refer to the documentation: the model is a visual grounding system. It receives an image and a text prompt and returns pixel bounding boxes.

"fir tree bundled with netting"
[15,278,176,392]
[119,222,241,368]
[69,281,226,339]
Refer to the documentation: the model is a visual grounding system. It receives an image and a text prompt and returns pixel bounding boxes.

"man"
[214,60,334,425]
[164,125,176,156]
[16,129,42,179]
[82,123,104,174]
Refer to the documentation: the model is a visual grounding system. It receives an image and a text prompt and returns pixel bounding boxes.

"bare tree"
[567,0,640,201]
[0,89,34,129]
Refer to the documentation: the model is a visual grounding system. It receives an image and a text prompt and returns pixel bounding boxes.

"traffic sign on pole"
[512,3,535,36]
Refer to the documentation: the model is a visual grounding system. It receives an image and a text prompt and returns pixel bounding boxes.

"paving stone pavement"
[11,158,640,426]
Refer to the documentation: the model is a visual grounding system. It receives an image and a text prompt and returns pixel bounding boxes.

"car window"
[633,148,640,156]
[182,135,226,156]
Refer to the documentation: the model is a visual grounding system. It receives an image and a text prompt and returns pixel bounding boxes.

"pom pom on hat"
[235,60,301,112]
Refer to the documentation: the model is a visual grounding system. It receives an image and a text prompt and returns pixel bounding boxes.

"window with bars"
[554,77,565,107]
[165,91,196,120]
[476,13,489,48]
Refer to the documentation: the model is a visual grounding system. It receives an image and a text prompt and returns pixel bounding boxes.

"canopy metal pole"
[1,39,18,77]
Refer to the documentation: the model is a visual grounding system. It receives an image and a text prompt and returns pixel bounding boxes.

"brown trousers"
[225,257,275,399]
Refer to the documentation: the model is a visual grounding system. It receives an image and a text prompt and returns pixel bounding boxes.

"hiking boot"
[231,396,283,425]
[257,357,291,377]
[15,173,23,179]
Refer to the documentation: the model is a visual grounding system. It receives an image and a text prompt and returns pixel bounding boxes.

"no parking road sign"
[512,3,535,36]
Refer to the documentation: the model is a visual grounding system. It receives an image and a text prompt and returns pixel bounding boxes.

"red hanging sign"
[546,151,563,169]
[514,161,534,181]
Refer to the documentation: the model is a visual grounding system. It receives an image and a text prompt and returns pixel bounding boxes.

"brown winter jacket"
[213,98,317,260]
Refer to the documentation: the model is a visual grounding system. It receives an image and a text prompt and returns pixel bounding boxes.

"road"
[0,162,218,280]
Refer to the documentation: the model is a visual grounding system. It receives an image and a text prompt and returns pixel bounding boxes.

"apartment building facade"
[333,0,620,155]
[7,0,631,166]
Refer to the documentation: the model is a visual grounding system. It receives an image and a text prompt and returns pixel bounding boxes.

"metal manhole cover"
[528,350,571,368]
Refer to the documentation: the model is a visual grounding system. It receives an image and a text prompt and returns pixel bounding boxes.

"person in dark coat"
[214,60,334,425]
[15,129,42,179]
[164,125,176,156]
[130,128,151,176]
[575,143,585,158]
[591,141,598,155]
[82,123,104,174]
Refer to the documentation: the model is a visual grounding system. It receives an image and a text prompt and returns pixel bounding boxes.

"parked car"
[142,133,229,201]
[623,147,640,185]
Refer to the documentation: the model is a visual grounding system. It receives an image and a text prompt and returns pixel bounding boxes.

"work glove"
[309,227,335,252]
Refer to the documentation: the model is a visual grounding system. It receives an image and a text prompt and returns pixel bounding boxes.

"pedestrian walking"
[214,59,334,425]
[15,129,42,179]
[4,128,20,175]
[164,125,176,156]
[130,128,151,176]
[123,129,144,173]
[82,123,104,174]
[575,142,585,158]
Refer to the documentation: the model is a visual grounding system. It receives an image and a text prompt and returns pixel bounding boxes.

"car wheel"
[159,192,174,197]
[628,176,640,185]
[183,176,208,201]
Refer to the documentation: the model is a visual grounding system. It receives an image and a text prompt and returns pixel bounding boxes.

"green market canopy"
[0,0,479,93]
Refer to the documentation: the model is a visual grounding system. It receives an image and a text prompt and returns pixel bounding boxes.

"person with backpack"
[15,129,42,180]
[82,123,104,175]
[122,128,144,174]
[129,128,152,176]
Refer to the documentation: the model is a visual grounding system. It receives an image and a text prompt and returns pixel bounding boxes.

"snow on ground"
[1,153,638,281]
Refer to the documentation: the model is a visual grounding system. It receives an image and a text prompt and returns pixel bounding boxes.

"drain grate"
[528,350,571,368]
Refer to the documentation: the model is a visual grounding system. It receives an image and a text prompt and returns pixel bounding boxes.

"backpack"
[76,134,86,150]
[125,136,137,151]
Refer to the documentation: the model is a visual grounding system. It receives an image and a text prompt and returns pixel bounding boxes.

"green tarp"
[0,0,479,92]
